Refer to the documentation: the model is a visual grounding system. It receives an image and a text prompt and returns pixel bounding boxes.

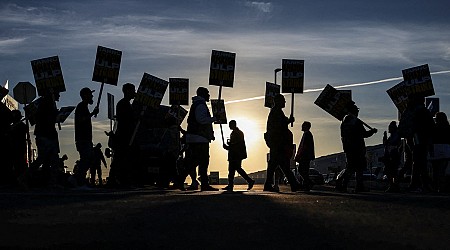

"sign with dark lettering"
[169,78,189,105]
[402,64,434,97]
[314,84,352,121]
[387,81,410,113]
[264,82,280,108]
[211,99,227,124]
[107,93,115,120]
[31,56,65,96]
[166,105,188,125]
[92,46,122,86]
[209,50,236,88]
[282,59,304,93]
[134,73,169,109]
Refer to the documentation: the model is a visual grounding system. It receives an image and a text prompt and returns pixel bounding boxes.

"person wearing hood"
[177,87,218,191]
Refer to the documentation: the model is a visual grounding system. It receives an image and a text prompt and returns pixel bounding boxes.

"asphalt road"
[0,185,449,249]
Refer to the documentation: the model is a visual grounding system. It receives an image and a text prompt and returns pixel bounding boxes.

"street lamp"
[274,68,282,84]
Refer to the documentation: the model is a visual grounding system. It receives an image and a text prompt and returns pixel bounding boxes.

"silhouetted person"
[430,112,450,192]
[72,87,99,187]
[382,121,401,192]
[337,102,377,193]
[400,95,434,192]
[9,110,28,186]
[31,91,61,187]
[222,120,255,191]
[108,83,136,187]
[294,121,315,191]
[264,94,300,192]
[91,143,107,186]
[177,87,218,191]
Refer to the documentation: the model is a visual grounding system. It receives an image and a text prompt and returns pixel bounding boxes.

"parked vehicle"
[286,168,325,185]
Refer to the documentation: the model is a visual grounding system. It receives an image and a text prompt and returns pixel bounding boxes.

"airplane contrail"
[224,70,450,105]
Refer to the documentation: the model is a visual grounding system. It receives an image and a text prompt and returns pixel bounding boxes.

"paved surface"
[0,184,449,249]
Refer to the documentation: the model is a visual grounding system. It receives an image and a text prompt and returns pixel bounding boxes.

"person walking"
[72,87,99,187]
[90,143,107,186]
[31,90,61,187]
[108,83,136,187]
[222,120,255,191]
[382,121,402,192]
[399,95,435,192]
[263,94,300,192]
[337,102,377,193]
[294,121,315,191]
[177,87,218,191]
[430,112,450,192]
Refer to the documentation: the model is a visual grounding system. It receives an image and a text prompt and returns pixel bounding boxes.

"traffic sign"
[13,81,36,104]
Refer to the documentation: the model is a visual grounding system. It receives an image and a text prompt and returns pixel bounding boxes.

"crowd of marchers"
[1,86,449,194]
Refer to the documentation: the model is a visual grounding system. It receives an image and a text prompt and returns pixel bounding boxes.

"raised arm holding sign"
[209,50,236,144]
[314,84,374,130]
[92,45,122,117]
[282,59,304,127]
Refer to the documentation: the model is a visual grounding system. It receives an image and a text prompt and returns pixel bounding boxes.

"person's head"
[229,120,237,130]
[122,83,136,100]
[435,112,449,126]
[346,101,359,116]
[61,154,68,161]
[273,94,286,108]
[11,110,22,122]
[95,143,102,149]
[388,121,397,133]
[196,87,210,102]
[301,121,311,131]
[80,87,95,104]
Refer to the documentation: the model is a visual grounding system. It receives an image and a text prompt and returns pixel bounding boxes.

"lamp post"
[274,68,282,84]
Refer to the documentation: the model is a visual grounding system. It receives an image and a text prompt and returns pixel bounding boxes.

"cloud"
[244,1,273,13]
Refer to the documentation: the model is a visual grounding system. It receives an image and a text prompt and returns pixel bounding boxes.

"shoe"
[247,180,255,190]
[222,185,233,191]
[201,185,219,191]
[263,185,278,192]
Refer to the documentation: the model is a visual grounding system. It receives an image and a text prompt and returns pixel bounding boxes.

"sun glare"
[232,117,261,146]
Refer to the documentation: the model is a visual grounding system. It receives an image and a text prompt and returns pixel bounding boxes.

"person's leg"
[234,161,255,190]
[227,161,237,187]
[298,160,311,189]
[90,166,96,185]
[233,161,250,182]
[278,156,299,192]
[354,155,367,192]
[264,150,278,190]
[75,141,93,186]
[98,166,103,186]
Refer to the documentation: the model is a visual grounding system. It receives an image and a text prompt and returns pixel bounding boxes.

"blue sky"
[1,0,450,176]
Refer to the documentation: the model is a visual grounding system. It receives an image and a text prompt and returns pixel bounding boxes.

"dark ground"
[0,184,449,250]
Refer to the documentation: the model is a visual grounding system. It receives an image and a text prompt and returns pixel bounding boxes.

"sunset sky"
[1,0,450,177]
